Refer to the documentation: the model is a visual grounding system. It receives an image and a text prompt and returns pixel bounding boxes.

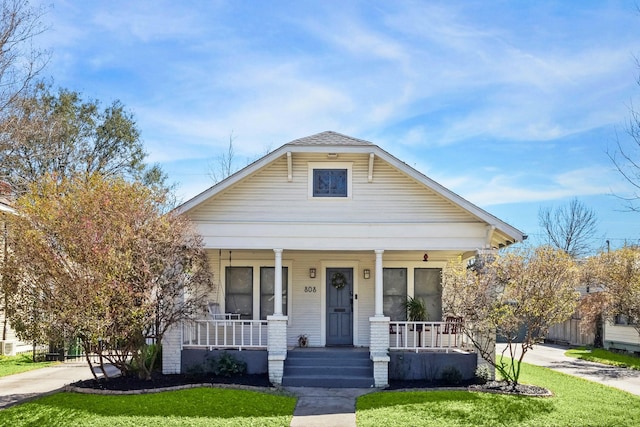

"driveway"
[496,343,640,396]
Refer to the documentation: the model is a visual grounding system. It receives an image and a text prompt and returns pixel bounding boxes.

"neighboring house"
[546,283,597,347]
[604,315,640,353]
[162,131,525,387]
[0,181,20,356]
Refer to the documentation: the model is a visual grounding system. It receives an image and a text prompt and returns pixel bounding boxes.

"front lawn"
[0,353,55,377]
[0,387,296,427]
[357,361,640,427]
[566,347,640,370]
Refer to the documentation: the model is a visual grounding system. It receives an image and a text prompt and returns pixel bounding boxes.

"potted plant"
[404,296,428,335]
[298,334,308,348]
[404,296,428,321]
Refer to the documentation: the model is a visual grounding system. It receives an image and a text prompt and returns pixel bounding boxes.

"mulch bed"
[71,374,551,397]
[468,381,552,397]
[71,372,272,391]
[388,379,552,396]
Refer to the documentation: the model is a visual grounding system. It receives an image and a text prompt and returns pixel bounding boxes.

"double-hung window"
[260,267,288,319]
[414,268,442,321]
[225,266,253,320]
[383,268,408,321]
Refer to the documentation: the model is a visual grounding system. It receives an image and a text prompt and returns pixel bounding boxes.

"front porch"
[158,247,494,387]
[175,317,476,387]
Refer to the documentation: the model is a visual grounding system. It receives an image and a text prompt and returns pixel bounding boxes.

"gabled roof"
[287,131,374,146]
[177,131,526,246]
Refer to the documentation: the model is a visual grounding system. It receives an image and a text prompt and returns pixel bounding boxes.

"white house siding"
[203,249,451,348]
[188,153,493,252]
[188,153,480,225]
[604,322,640,352]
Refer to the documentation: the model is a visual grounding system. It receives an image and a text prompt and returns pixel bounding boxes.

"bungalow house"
[162,131,525,387]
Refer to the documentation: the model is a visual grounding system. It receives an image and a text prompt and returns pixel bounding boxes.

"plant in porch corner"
[404,296,428,322]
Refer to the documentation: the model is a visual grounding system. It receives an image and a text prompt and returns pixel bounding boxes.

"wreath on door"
[331,272,347,290]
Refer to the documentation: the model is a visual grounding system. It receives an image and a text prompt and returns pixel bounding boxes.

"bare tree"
[207,132,273,184]
[538,198,598,258]
[208,132,238,184]
[608,58,640,211]
[0,0,48,114]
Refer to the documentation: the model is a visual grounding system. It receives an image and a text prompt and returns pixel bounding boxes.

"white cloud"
[444,166,631,207]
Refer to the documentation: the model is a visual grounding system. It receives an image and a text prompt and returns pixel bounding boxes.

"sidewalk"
[496,343,640,396]
[0,361,118,409]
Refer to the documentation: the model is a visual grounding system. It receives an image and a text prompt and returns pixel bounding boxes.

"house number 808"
[304,286,317,293]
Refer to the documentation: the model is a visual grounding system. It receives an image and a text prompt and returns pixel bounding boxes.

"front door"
[326,268,353,346]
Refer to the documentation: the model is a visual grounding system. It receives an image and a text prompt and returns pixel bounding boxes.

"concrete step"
[284,364,373,377]
[287,349,370,359]
[282,374,375,388]
[285,357,369,367]
[282,348,375,388]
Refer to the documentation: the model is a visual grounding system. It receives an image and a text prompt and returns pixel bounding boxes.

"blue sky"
[34,0,640,252]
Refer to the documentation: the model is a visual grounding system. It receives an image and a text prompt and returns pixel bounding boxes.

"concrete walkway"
[496,343,640,396]
[285,387,376,427]
[0,361,118,409]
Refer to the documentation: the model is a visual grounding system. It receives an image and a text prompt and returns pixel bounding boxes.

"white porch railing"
[389,320,470,353]
[182,320,268,350]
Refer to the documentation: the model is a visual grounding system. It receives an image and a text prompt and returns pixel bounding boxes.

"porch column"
[268,248,287,385]
[273,248,283,315]
[161,323,182,374]
[374,249,384,316]
[371,249,389,387]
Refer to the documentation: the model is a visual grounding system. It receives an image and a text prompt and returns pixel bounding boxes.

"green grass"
[357,361,640,427]
[0,353,56,377]
[566,347,640,371]
[0,387,296,427]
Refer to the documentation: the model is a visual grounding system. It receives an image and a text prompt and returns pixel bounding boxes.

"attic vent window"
[313,169,347,197]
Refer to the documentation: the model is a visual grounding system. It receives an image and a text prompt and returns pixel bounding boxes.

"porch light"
[423,253,429,262]
[363,269,370,279]
[309,268,316,278]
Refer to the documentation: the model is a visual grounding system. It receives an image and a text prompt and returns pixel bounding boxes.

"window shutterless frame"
[307,162,353,199]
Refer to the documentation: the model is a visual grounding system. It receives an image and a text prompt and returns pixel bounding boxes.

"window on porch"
[414,268,442,321]
[260,266,288,319]
[383,268,407,320]
[225,266,253,319]
[225,266,288,320]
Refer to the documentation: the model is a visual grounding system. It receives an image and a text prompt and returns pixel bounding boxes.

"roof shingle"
[286,131,374,146]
